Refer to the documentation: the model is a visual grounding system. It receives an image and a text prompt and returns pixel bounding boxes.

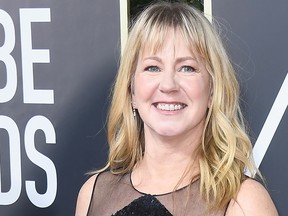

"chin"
[155,129,183,137]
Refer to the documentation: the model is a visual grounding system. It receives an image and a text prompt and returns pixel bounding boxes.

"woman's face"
[132,29,212,140]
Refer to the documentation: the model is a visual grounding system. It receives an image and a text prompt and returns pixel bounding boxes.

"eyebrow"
[175,56,196,64]
[143,56,162,63]
[143,56,196,63]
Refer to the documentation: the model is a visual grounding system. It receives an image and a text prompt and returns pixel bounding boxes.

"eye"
[179,66,196,73]
[144,66,160,72]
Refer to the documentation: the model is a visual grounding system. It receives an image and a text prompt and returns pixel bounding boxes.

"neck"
[143,126,201,168]
[131,130,200,194]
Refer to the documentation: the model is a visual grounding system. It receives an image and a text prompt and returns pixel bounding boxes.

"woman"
[76,2,278,215]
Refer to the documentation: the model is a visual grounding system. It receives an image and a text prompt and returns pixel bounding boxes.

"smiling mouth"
[154,103,187,111]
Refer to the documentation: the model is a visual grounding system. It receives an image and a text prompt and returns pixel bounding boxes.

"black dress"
[87,171,227,216]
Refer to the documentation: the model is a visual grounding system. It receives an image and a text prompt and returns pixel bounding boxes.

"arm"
[75,174,97,216]
[226,178,278,216]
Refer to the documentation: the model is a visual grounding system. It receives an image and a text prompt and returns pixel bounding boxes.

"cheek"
[133,75,157,106]
[184,80,210,103]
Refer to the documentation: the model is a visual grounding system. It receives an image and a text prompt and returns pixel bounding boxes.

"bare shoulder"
[75,174,98,216]
[226,178,278,216]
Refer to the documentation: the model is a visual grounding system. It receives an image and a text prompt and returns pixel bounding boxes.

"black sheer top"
[87,171,227,216]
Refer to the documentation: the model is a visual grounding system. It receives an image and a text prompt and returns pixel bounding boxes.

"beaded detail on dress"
[87,171,226,216]
[112,194,172,216]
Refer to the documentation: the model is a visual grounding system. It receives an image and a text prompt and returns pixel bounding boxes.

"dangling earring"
[133,106,136,117]
[132,102,136,118]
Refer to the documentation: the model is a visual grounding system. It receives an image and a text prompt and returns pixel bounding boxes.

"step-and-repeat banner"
[0,0,120,215]
[213,1,288,215]
[1,0,287,215]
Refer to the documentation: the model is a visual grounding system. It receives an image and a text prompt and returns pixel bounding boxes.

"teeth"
[156,103,185,111]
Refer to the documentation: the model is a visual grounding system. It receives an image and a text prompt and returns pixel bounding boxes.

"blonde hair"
[103,2,258,210]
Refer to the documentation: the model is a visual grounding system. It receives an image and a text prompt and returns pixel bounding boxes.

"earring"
[132,102,136,117]
[133,106,136,117]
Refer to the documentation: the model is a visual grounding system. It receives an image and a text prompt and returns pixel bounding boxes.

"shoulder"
[75,174,98,216]
[226,178,278,216]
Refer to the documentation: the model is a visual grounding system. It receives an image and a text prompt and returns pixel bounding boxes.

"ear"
[208,93,212,108]
[131,99,137,109]
[131,90,137,109]
[208,81,213,108]
[131,77,137,108]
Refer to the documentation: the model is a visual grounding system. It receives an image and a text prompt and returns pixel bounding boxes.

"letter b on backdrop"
[0,0,120,215]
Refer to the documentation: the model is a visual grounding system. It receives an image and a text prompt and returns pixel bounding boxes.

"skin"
[75,175,278,216]
[133,31,211,141]
[226,179,279,216]
[75,175,96,216]
[131,29,211,194]
[75,29,278,215]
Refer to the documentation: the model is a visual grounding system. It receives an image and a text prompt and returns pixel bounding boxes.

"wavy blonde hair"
[103,2,258,210]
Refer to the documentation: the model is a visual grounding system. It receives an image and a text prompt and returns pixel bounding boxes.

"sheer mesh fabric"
[87,171,226,216]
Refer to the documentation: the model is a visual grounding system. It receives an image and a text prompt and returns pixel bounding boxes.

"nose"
[159,70,179,93]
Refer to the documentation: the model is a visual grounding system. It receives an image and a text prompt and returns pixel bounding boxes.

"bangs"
[135,6,203,59]
[128,2,214,76]
[140,23,173,56]
[141,25,198,57]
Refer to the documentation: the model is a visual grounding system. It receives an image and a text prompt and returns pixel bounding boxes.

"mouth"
[154,102,187,111]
